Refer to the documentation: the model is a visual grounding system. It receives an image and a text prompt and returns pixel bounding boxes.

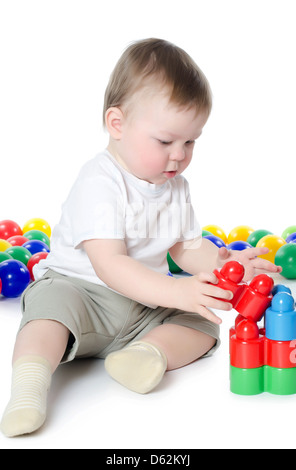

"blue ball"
[227,241,252,251]
[286,232,296,243]
[0,259,30,298]
[22,240,50,255]
[204,235,227,249]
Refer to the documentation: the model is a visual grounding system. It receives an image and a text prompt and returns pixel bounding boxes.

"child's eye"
[159,140,172,145]
[185,140,195,145]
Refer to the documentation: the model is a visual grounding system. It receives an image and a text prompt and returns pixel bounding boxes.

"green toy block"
[230,365,264,395]
[230,364,296,395]
[264,366,296,395]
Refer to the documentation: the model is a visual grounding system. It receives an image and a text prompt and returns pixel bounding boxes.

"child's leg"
[140,324,216,370]
[12,319,70,372]
[1,319,69,437]
[105,324,215,393]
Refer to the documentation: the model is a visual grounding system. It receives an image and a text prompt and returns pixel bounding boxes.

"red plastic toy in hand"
[213,261,246,307]
[234,274,274,322]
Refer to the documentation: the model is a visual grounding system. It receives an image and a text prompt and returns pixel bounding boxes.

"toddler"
[1,38,281,437]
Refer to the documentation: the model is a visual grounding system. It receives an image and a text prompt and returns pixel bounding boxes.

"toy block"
[213,261,246,307]
[229,287,296,395]
[230,365,264,395]
[264,366,296,395]
[234,274,274,323]
[230,318,265,368]
[230,365,296,395]
[265,292,296,341]
[265,338,296,368]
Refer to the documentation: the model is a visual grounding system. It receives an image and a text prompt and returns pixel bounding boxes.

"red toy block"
[265,338,296,368]
[234,274,274,322]
[230,318,265,368]
[213,261,246,307]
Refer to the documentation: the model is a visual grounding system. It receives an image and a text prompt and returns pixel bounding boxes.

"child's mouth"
[163,171,177,179]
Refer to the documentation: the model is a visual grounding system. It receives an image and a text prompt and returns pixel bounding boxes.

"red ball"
[236,318,259,340]
[7,235,29,246]
[249,274,274,296]
[220,261,245,283]
[27,252,49,280]
[0,220,22,240]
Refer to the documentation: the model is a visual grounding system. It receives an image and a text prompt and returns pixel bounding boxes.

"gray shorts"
[20,269,220,363]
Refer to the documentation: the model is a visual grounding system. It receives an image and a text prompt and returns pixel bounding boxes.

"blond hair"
[103,38,212,125]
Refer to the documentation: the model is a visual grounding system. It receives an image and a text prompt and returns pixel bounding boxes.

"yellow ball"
[0,239,12,252]
[228,225,254,244]
[202,225,228,243]
[256,234,286,263]
[22,218,51,238]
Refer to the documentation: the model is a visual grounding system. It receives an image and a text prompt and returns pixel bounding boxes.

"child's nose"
[170,147,185,161]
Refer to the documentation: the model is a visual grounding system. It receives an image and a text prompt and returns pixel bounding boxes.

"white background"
[0,0,296,449]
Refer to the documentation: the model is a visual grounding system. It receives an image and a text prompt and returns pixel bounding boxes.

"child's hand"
[217,246,282,282]
[174,272,233,324]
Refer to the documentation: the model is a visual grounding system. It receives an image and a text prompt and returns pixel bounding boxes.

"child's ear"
[105,107,124,139]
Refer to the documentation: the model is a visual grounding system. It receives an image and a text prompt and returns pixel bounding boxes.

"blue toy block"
[265,292,296,341]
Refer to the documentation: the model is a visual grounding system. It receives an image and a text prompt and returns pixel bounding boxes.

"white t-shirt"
[35,150,200,304]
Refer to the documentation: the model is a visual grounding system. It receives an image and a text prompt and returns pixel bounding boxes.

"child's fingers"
[195,305,223,324]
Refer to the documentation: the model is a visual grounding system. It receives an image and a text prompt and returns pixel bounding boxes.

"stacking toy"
[213,261,246,307]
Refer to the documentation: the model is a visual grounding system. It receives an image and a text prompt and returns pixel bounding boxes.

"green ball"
[202,230,212,237]
[5,246,32,266]
[275,243,296,279]
[247,229,273,247]
[23,229,50,248]
[282,225,296,240]
[167,252,182,273]
[0,252,13,263]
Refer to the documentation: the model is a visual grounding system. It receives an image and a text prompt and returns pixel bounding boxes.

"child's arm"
[83,238,234,324]
[169,237,282,281]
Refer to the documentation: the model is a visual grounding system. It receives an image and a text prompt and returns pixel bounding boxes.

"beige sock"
[104,341,167,394]
[1,355,52,437]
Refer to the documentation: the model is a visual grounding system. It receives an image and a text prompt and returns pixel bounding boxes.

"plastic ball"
[202,225,227,244]
[0,259,30,297]
[167,252,182,273]
[204,235,227,249]
[22,218,51,238]
[0,220,22,240]
[275,244,296,279]
[256,234,286,263]
[7,235,29,246]
[5,246,32,266]
[27,252,49,280]
[202,230,212,237]
[286,232,296,243]
[22,240,50,256]
[282,225,296,240]
[227,241,252,251]
[0,239,12,252]
[228,225,254,244]
[247,229,273,247]
[23,229,50,248]
[0,252,13,263]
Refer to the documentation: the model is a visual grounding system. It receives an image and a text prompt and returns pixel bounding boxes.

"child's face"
[111,91,208,185]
